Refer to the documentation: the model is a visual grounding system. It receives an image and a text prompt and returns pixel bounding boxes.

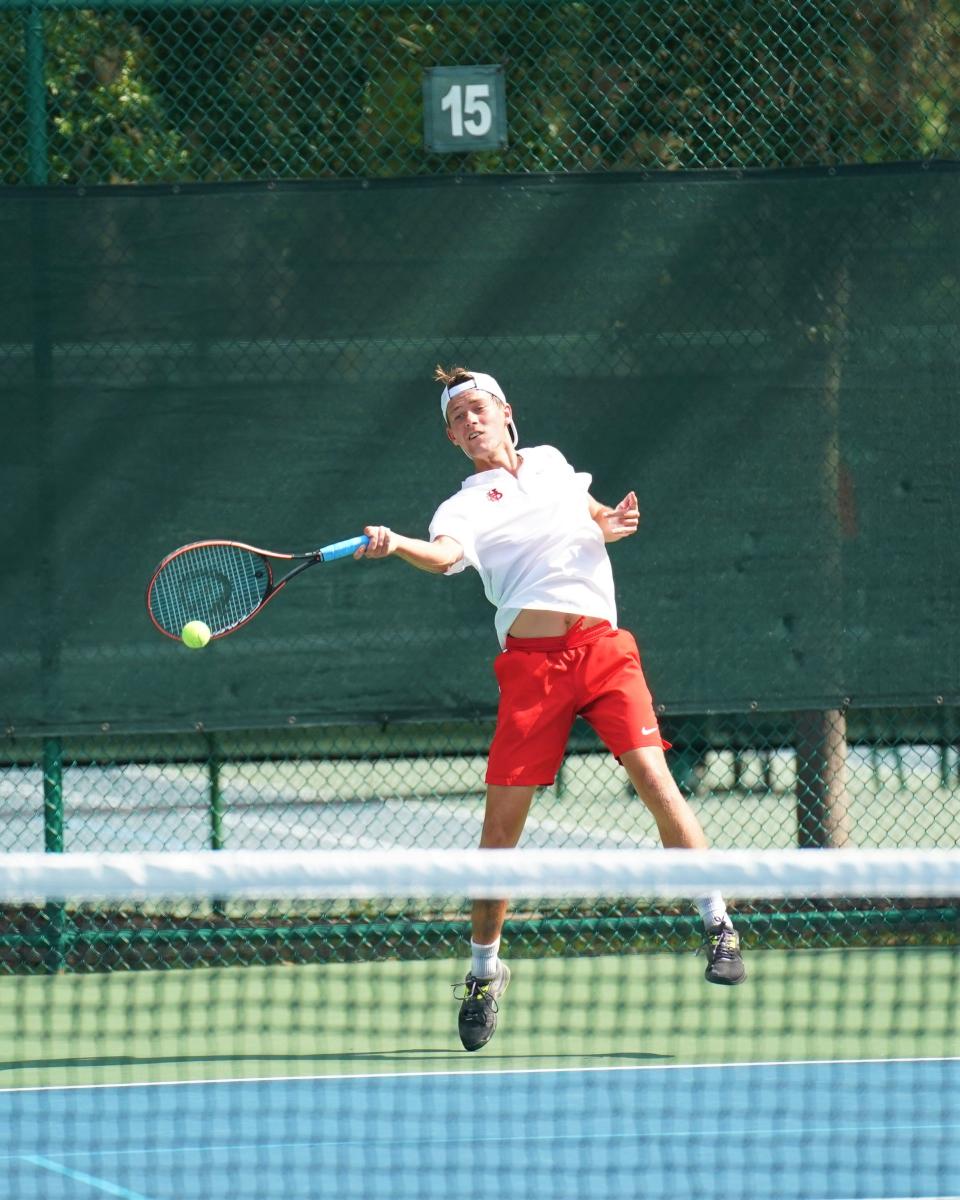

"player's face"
[445,391,512,459]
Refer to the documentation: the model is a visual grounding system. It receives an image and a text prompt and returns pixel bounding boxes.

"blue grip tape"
[319,535,370,562]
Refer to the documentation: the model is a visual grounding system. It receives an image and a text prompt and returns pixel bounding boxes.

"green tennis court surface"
[0,949,955,1089]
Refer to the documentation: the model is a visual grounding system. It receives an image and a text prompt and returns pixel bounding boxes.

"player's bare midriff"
[507,610,607,638]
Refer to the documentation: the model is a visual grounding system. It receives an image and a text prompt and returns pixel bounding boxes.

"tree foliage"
[1,0,958,185]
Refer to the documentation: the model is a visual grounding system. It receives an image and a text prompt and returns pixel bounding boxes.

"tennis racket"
[146,536,369,641]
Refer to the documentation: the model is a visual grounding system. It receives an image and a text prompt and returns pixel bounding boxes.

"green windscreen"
[2,163,957,734]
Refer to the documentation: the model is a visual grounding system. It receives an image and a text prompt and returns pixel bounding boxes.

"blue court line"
[21,1155,156,1200]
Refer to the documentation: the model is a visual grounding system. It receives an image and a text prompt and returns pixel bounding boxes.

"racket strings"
[149,544,270,636]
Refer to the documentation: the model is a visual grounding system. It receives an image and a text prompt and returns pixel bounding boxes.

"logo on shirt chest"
[487,488,504,502]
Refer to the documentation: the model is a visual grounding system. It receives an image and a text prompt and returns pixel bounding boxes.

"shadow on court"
[0,1048,673,1073]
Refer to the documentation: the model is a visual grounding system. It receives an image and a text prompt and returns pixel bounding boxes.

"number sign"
[423,65,507,153]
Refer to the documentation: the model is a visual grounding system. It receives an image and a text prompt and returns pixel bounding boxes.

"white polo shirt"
[428,444,618,648]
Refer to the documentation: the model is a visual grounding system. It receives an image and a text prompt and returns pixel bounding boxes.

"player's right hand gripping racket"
[146,536,369,642]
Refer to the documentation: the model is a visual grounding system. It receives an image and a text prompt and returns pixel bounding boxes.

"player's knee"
[622,749,681,808]
[479,827,519,849]
[479,807,527,848]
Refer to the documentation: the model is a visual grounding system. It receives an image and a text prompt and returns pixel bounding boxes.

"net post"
[41,736,66,972]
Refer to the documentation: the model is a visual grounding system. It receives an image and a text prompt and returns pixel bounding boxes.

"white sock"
[696,894,729,929]
[470,938,501,981]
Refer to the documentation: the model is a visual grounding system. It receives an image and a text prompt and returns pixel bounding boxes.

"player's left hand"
[596,491,640,542]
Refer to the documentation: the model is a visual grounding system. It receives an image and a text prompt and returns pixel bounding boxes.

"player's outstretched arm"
[355,526,463,574]
[588,491,640,543]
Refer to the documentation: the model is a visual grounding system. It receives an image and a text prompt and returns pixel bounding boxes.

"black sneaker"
[454,961,511,1051]
[702,920,746,985]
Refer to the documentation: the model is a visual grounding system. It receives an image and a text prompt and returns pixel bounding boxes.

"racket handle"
[318,535,370,562]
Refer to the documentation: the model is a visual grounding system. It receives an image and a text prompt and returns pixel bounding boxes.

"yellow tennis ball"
[181,620,211,650]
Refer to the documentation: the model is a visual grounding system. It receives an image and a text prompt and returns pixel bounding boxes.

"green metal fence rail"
[2,1,959,186]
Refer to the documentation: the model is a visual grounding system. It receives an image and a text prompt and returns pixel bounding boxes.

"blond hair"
[433,364,475,389]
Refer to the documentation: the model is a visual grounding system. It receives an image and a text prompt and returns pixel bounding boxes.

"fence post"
[42,736,66,971]
[206,734,226,918]
[207,734,224,851]
[938,706,951,789]
[33,0,59,960]
[24,3,49,186]
[795,710,849,847]
[42,737,63,852]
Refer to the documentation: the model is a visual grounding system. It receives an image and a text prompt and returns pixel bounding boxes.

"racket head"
[146,541,281,640]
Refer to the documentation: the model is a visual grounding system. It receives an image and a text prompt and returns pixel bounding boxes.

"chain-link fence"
[7,713,960,857]
[2,1,959,971]
[4,715,960,974]
[1,716,957,975]
[2,1,959,185]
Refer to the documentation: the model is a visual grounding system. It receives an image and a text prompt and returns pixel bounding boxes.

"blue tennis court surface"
[1,1057,958,1200]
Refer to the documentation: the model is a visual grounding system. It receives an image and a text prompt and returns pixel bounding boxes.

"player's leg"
[456,781,537,1052]
[619,747,745,984]
[472,783,537,944]
[456,645,574,1050]
[618,744,708,849]
[456,784,535,1051]
[579,629,745,985]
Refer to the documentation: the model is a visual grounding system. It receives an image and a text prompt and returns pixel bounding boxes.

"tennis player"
[357,367,745,1051]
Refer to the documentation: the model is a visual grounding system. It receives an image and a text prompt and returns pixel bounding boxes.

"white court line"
[1,1054,958,1095]
[21,1154,156,1199]
[8,1117,960,1166]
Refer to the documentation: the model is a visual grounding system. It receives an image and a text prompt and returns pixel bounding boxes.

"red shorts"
[485,620,670,787]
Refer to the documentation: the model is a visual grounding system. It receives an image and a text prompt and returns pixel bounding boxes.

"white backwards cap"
[440,371,518,447]
[439,371,506,416]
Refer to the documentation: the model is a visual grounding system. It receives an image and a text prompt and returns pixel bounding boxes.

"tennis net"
[0,847,958,1200]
